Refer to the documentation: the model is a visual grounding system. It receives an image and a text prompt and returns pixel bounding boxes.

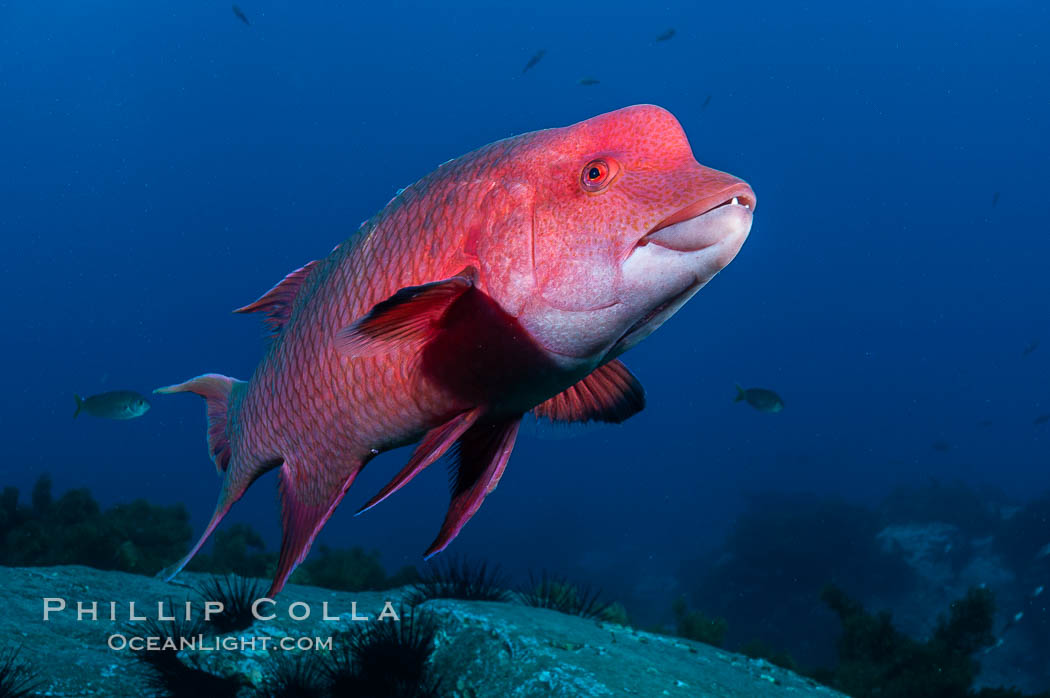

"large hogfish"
[157,105,756,597]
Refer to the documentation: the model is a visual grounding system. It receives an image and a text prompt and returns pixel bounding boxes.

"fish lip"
[640,183,756,251]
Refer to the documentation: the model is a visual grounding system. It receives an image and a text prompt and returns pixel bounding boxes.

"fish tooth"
[731,196,739,206]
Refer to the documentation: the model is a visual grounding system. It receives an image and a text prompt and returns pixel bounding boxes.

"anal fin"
[425,417,521,559]
[532,359,645,425]
[269,459,359,598]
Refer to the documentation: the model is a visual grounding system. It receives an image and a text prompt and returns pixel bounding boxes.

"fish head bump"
[471,104,755,368]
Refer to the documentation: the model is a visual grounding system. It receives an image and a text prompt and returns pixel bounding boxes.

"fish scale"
[155,104,755,596]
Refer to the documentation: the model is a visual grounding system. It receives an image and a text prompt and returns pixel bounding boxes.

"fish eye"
[580,158,618,193]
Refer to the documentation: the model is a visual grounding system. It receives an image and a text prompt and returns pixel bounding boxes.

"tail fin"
[734,384,746,403]
[154,373,253,582]
[73,395,83,419]
[156,488,239,583]
[155,374,246,473]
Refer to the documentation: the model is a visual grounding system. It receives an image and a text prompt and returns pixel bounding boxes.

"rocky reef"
[677,482,1050,695]
[0,564,846,697]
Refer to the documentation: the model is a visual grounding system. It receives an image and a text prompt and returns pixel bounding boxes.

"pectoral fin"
[335,267,477,357]
[532,359,645,424]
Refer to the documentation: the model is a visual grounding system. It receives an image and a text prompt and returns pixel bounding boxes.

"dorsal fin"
[234,260,318,333]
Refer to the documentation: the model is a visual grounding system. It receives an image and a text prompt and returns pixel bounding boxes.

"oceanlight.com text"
[107,633,334,652]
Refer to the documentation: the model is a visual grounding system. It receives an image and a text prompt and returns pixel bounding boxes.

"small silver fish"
[73,391,151,420]
[522,49,546,74]
[578,77,600,86]
[734,385,784,413]
[232,4,250,26]
[1032,586,1044,598]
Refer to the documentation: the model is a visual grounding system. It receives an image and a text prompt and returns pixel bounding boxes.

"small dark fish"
[578,77,600,86]
[232,4,250,26]
[734,385,784,413]
[1022,340,1039,356]
[992,191,1000,207]
[931,439,952,452]
[701,95,712,110]
[522,49,546,74]
[655,28,676,42]
[1034,414,1050,426]
[74,391,150,420]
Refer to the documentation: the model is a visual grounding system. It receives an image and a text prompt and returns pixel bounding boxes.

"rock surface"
[875,522,1045,692]
[0,565,848,697]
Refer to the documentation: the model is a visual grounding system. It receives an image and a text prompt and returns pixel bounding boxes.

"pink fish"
[157,105,755,597]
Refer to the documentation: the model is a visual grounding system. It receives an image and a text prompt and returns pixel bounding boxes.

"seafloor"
[0,565,845,697]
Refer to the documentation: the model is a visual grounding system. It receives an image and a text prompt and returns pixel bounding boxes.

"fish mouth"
[639,183,756,253]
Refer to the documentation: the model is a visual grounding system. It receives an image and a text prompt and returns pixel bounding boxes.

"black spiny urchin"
[194,574,264,634]
[256,651,326,698]
[406,556,512,605]
[322,605,443,698]
[126,601,242,697]
[519,571,612,620]
[0,647,41,698]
